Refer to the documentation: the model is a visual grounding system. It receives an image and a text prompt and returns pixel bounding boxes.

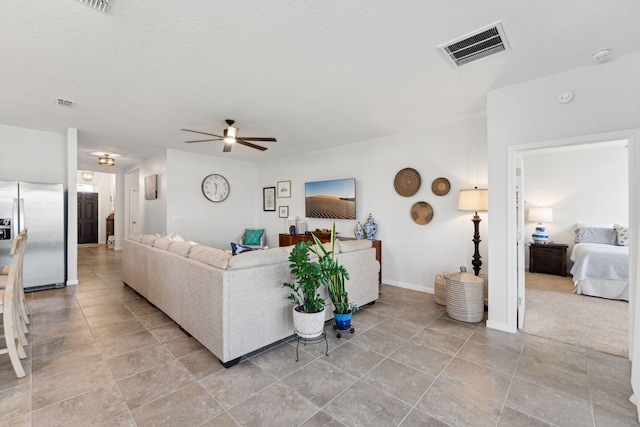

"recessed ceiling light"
[557,90,574,104]
[592,48,612,62]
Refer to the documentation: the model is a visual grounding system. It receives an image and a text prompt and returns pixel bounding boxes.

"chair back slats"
[0,232,28,378]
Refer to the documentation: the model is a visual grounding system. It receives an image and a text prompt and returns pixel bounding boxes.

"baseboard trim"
[382,280,433,294]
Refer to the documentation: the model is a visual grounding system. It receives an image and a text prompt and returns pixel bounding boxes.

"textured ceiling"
[2,1,640,168]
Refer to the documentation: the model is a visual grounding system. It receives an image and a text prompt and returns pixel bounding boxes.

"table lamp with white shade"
[528,208,553,243]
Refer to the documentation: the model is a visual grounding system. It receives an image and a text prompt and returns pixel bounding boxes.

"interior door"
[130,188,140,234]
[516,159,526,329]
[78,192,99,244]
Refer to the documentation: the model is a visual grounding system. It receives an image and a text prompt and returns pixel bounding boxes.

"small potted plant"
[311,223,356,334]
[283,241,327,338]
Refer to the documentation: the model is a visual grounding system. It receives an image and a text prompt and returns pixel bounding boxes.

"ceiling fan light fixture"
[98,154,115,166]
[224,126,238,143]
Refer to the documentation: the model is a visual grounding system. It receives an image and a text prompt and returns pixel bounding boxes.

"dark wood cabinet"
[279,233,382,283]
[106,213,114,246]
[529,243,568,276]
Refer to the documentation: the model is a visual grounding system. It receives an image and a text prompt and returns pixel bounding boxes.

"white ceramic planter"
[292,306,325,338]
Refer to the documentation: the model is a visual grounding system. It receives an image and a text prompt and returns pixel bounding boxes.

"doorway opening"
[76,170,116,246]
[518,140,629,357]
[78,191,98,244]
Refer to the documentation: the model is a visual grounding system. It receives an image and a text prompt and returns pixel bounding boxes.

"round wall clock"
[394,168,421,197]
[201,174,230,202]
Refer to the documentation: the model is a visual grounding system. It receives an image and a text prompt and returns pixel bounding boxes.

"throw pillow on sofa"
[244,229,264,245]
[231,242,255,255]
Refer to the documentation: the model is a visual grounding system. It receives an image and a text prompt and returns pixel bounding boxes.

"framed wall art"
[305,177,356,219]
[277,180,291,198]
[263,187,276,211]
[144,174,158,200]
[279,206,289,218]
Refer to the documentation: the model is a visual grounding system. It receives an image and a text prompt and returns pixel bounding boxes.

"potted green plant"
[283,241,327,338]
[310,222,356,333]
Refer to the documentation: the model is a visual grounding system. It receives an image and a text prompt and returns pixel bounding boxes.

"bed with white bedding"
[569,242,629,301]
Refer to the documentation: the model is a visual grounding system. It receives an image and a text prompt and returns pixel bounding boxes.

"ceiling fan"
[181,119,276,152]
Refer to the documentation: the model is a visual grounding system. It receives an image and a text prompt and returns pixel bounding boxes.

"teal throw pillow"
[244,229,264,246]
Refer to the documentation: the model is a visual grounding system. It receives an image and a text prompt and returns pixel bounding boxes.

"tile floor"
[0,245,637,426]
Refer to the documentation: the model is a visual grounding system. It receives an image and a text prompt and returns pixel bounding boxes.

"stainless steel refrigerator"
[0,181,65,291]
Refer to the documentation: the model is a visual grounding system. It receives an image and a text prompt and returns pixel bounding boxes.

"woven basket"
[434,274,446,305]
[444,272,484,322]
[479,273,488,306]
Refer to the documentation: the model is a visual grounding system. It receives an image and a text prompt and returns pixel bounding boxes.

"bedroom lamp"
[458,187,488,276]
[528,208,553,244]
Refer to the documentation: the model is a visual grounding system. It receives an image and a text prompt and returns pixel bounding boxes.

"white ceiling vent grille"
[78,0,109,12]
[438,21,510,68]
[55,98,74,107]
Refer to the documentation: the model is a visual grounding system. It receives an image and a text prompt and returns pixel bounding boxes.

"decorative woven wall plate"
[431,177,451,196]
[394,168,421,197]
[410,201,434,225]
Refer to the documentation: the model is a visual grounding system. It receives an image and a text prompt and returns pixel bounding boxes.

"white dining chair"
[0,234,28,378]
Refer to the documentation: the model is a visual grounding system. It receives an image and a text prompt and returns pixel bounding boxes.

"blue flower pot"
[334,312,352,330]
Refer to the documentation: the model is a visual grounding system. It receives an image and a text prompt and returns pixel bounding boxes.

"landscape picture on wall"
[305,178,356,219]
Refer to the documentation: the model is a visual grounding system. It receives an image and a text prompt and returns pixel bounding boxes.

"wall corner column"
[66,128,78,286]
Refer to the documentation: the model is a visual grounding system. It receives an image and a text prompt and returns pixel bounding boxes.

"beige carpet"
[523,272,629,357]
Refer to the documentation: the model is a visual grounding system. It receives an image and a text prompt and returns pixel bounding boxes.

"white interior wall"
[0,124,67,183]
[137,152,168,234]
[165,149,258,249]
[124,168,140,238]
[66,128,78,286]
[523,143,629,269]
[487,51,640,332]
[258,115,488,292]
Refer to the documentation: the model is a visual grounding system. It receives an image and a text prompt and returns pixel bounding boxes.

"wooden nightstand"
[529,243,568,277]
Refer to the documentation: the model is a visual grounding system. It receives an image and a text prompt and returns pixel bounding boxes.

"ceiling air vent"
[438,21,510,68]
[78,0,109,12]
[55,98,74,107]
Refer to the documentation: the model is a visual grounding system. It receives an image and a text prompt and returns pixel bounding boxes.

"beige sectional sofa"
[122,235,380,367]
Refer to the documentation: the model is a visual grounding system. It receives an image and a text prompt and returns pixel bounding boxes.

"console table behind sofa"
[279,233,382,283]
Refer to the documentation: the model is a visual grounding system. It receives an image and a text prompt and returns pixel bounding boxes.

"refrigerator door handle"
[19,198,25,232]
[13,198,19,237]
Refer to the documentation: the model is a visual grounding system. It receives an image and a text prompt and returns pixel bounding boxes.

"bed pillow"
[615,224,629,246]
[574,227,617,245]
[576,223,614,229]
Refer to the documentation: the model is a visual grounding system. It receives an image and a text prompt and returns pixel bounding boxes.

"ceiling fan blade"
[239,137,277,142]
[223,142,233,152]
[236,139,268,151]
[180,129,225,138]
[184,138,223,143]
